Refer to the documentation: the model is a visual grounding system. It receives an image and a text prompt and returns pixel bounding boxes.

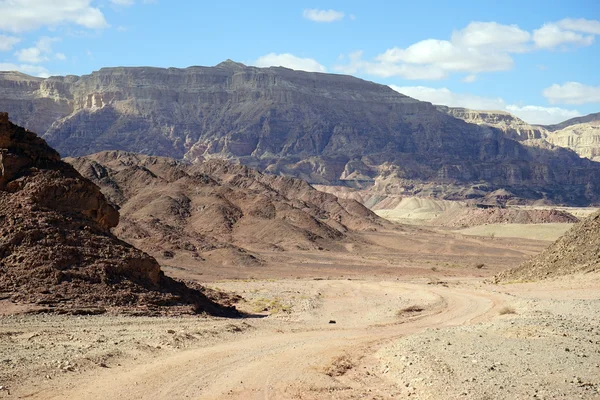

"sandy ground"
[453,223,574,241]
[1,226,599,399]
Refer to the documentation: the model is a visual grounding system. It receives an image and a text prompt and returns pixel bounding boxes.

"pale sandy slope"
[454,223,574,241]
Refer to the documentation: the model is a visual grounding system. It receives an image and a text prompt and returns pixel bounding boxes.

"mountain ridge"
[1,62,600,205]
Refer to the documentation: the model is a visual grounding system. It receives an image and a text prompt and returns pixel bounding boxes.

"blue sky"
[0,0,598,124]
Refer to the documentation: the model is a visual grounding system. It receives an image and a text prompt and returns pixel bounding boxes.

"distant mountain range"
[0,61,599,205]
[437,106,600,162]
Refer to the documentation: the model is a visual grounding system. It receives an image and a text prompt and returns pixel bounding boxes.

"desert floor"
[1,224,599,399]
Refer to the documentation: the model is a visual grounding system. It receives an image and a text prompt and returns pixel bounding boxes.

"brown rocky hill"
[496,209,600,282]
[66,151,385,268]
[431,207,578,228]
[0,114,236,315]
[1,63,600,205]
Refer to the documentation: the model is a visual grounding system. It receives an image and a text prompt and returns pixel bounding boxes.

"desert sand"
[2,221,599,399]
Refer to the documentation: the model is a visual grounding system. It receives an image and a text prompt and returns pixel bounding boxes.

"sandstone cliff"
[1,63,600,205]
[0,114,235,315]
[439,106,600,164]
[435,106,547,140]
[545,120,600,162]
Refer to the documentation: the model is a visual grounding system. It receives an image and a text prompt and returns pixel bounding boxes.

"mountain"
[435,106,546,140]
[440,106,600,163]
[1,62,600,205]
[542,112,600,132]
[544,119,600,162]
[0,113,235,315]
[496,208,600,282]
[66,150,385,269]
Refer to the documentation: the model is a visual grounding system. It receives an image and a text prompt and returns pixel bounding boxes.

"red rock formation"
[0,117,236,315]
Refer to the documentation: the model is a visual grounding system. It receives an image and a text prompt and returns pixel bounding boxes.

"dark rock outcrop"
[0,115,236,315]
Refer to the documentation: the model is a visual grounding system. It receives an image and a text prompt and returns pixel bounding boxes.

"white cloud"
[334,19,600,80]
[391,85,506,110]
[543,82,600,104]
[253,53,326,73]
[302,9,345,23]
[15,47,45,63]
[376,39,514,72]
[0,35,20,51]
[0,0,109,33]
[505,105,581,124]
[335,22,521,80]
[110,0,135,5]
[14,36,60,63]
[36,36,58,53]
[333,50,447,80]
[0,62,50,77]
[390,85,581,125]
[533,23,594,49]
[556,18,600,35]
[55,52,67,60]
[462,74,477,83]
[451,21,531,52]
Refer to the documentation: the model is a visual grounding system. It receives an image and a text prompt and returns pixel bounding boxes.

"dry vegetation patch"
[324,353,355,377]
[396,305,424,316]
[498,306,517,315]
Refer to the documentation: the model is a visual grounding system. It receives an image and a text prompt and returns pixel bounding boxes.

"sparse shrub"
[431,266,438,272]
[475,263,485,269]
[396,305,424,316]
[498,306,517,315]
[253,297,291,314]
[324,354,355,377]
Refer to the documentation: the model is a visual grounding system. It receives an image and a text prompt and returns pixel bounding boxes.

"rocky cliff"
[436,106,547,140]
[0,114,235,315]
[545,120,600,162]
[1,62,600,205]
[543,112,600,132]
[439,106,600,163]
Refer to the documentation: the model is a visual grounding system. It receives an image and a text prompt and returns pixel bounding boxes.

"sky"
[0,0,599,124]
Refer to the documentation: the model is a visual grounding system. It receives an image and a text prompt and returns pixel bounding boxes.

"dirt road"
[27,280,502,400]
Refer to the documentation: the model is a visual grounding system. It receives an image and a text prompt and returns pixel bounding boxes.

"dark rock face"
[1,64,600,204]
[0,116,235,315]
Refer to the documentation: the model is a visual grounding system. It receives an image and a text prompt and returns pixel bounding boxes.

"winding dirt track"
[38,280,503,400]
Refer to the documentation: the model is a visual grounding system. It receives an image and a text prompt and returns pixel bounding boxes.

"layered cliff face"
[436,106,547,140]
[440,106,600,164]
[545,120,600,162]
[1,62,600,205]
[0,114,235,315]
